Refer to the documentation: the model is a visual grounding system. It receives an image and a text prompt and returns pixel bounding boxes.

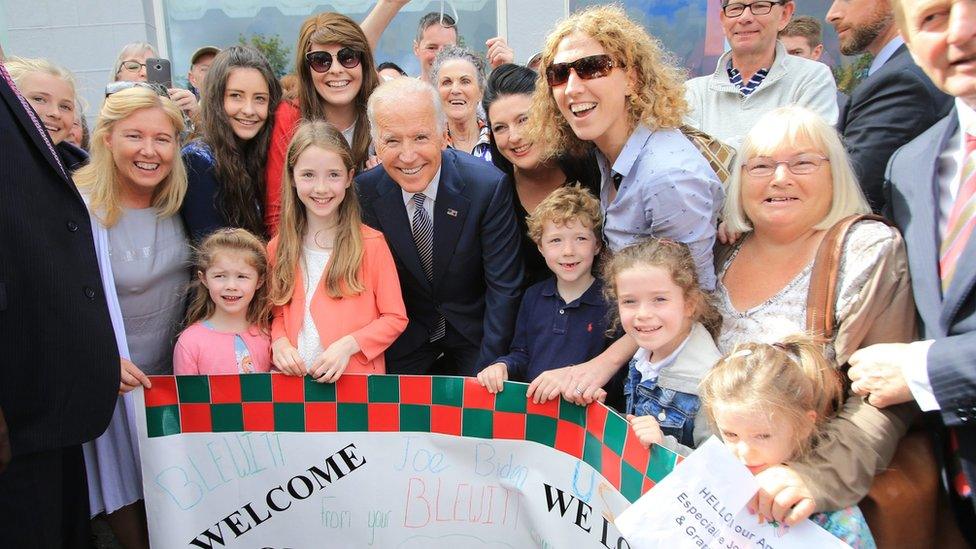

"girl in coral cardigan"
[268,120,406,381]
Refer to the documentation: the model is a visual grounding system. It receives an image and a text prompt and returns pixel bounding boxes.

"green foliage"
[238,33,291,78]
[833,53,873,94]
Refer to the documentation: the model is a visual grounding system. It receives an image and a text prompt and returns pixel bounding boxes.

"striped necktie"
[939,132,976,294]
[942,130,976,498]
[411,193,446,341]
[0,61,67,178]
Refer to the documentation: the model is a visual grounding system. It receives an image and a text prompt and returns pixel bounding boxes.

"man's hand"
[750,465,816,526]
[120,358,152,395]
[485,37,514,69]
[0,405,10,474]
[848,343,916,408]
[167,88,199,117]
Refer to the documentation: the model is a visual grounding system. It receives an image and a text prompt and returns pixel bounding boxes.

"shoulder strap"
[678,125,737,185]
[805,213,892,339]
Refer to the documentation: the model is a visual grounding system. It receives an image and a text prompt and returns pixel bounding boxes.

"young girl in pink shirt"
[174,228,273,374]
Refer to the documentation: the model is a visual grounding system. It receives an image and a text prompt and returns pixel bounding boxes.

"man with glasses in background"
[684,0,838,151]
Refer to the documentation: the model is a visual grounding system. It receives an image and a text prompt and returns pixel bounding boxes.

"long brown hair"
[602,238,722,338]
[294,12,379,171]
[198,46,283,238]
[270,120,364,304]
[700,335,844,458]
[184,228,272,331]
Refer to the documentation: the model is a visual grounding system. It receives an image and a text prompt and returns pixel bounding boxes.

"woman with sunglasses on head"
[181,46,282,242]
[264,12,379,237]
[430,46,491,159]
[112,41,199,120]
[524,5,724,405]
[483,63,600,287]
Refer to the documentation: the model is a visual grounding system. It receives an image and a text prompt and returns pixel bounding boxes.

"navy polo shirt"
[495,277,610,382]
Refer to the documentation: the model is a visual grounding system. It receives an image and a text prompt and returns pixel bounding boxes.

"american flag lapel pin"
[447,208,458,217]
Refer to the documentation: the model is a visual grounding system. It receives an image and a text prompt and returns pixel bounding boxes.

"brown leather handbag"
[807,214,942,548]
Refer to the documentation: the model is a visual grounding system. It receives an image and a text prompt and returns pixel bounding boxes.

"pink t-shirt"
[173,321,272,375]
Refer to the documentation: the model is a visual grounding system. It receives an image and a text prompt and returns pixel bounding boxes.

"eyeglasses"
[305,48,362,73]
[118,60,147,73]
[722,1,786,17]
[105,81,168,98]
[545,54,621,87]
[742,153,830,177]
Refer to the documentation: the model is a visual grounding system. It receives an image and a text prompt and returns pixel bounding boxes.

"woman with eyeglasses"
[4,56,87,171]
[263,12,379,237]
[112,41,200,121]
[181,46,282,242]
[74,87,192,549]
[430,46,491,159]
[713,105,911,539]
[523,5,724,404]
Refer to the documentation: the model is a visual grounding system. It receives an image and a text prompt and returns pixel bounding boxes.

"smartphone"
[146,58,172,89]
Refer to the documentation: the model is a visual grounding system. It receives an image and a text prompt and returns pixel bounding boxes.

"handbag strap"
[805,213,892,339]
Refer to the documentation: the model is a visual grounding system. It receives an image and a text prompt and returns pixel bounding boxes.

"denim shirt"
[624,323,722,449]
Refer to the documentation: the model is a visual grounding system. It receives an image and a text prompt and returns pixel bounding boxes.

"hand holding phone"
[146,57,172,88]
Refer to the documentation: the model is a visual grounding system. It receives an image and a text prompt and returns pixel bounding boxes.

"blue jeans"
[624,363,701,448]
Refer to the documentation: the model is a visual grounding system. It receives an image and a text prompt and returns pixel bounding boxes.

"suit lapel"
[907,115,956,332]
[431,165,469,290]
[373,177,429,287]
[431,152,470,289]
[0,76,71,188]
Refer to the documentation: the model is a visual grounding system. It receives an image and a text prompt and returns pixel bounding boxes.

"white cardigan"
[684,41,839,151]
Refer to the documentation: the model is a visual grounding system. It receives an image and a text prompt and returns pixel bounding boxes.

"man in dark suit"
[357,77,523,376]
[0,45,121,547]
[846,0,976,542]
[828,0,952,212]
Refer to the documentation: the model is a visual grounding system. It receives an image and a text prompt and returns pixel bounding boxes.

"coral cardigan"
[268,225,408,374]
[264,100,301,237]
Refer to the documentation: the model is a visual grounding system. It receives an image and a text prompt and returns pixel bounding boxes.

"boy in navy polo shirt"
[476,186,609,390]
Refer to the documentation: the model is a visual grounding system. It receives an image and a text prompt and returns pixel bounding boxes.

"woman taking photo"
[111,41,198,119]
[483,63,599,286]
[264,12,379,236]
[430,46,491,159]
[75,86,191,549]
[181,45,282,241]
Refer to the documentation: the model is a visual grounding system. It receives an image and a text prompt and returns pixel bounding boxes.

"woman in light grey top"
[74,86,189,548]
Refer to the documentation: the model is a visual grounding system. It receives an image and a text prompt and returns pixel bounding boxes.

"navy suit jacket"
[356,149,523,375]
[886,109,976,506]
[841,45,952,212]
[0,73,119,456]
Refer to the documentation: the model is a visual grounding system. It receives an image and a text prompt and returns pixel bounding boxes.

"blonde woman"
[4,56,87,170]
[74,86,191,549]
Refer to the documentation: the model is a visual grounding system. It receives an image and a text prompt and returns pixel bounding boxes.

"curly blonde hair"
[526,185,602,245]
[526,4,689,158]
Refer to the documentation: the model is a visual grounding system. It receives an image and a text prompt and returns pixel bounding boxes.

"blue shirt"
[596,125,724,290]
[868,36,905,76]
[495,277,609,382]
[726,59,770,97]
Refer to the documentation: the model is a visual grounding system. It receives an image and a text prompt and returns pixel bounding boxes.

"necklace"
[307,229,335,251]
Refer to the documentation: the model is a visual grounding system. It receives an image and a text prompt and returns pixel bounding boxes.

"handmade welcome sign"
[136,374,680,548]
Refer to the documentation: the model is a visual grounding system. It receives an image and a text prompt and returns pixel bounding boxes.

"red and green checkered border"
[144,374,679,502]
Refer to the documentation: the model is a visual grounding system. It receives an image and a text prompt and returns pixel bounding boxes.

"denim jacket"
[625,323,722,449]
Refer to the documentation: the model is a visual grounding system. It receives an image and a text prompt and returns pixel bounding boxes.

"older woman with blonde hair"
[4,56,87,169]
[525,5,724,406]
[75,86,191,549]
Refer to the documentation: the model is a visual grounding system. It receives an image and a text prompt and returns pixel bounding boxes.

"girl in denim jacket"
[606,239,722,451]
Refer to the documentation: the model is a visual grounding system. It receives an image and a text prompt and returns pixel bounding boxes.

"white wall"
[2,0,158,120]
[1,0,568,120]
